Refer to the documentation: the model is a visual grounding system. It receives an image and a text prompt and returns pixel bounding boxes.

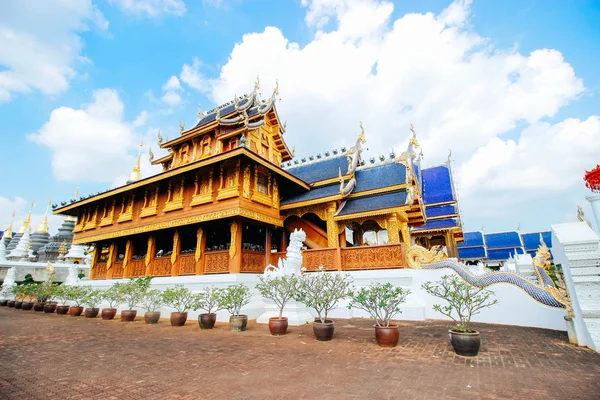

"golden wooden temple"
[53,79,463,280]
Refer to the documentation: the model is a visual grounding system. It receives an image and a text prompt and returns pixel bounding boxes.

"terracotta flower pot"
[15,301,23,309]
[449,330,481,357]
[102,308,117,320]
[56,305,70,315]
[33,302,46,312]
[229,315,248,332]
[22,302,34,310]
[374,325,399,348]
[144,311,161,324]
[69,306,84,317]
[85,308,99,318]
[44,303,57,313]
[313,320,335,341]
[269,317,288,335]
[121,310,137,322]
[198,313,217,329]
[0,300,8,306]
[7,300,15,307]
[170,312,188,326]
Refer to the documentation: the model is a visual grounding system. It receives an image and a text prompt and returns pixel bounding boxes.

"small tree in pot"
[194,286,223,329]
[13,285,25,309]
[43,285,59,313]
[296,269,352,341]
[142,289,164,324]
[422,275,498,357]
[33,283,51,311]
[220,284,252,332]
[101,284,125,320]
[162,285,196,326]
[66,285,92,316]
[256,275,299,335]
[0,288,9,306]
[348,282,410,347]
[55,285,71,315]
[82,289,103,318]
[120,277,152,322]
[20,284,37,310]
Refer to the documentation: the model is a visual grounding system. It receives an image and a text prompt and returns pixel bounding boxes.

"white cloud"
[0,0,108,102]
[109,0,186,18]
[133,110,149,127]
[178,0,592,231]
[180,58,212,93]
[161,75,183,107]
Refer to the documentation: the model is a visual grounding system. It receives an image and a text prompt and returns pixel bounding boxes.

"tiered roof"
[457,230,553,262]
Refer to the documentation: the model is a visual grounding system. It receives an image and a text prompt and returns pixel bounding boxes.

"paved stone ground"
[1,307,599,400]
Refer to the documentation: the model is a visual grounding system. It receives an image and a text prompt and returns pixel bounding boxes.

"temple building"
[51,78,465,280]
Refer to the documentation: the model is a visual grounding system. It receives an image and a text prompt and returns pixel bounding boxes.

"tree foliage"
[256,275,299,319]
[219,284,251,316]
[193,286,224,315]
[348,282,410,327]
[162,285,195,313]
[296,270,352,323]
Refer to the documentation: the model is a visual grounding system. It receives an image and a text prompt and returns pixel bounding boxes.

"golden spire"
[4,210,15,239]
[197,104,202,118]
[17,201,34,234]
[128,141,143,183]
[74,186,79,199]
[254,75,260,91]
[35,197,52,234]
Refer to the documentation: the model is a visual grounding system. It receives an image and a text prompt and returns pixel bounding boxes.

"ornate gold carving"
[241,251,265,273]
[281,205,328,221]
[302,248,336,271]
[386,213,400,244]
[326,202,338,248]
[195,227,203,262]
[171,231,179,266]
[340,244,404,270]
[106,243,115,270]
[164,178,185,212]
[100,201,116,227]
[73,208,283,244]
[88,247,96,271]
[243,165,251,199]
[229,222,238,259]
[140,186,159,218]
[272,179,279,208]
[217,160,240,200]
[191,171,213,206]
[179,254,196,275]
[251,165,272,206]
[145,236,154,267]
[112,262,124,279]
[204,251,229,273]
[406,244,447,269]
[94,263,107,279]
[117,195,134,223]
[84,207,98,231]
[124,240,131,268]
[153,257,172,276]
[73,215,84,233]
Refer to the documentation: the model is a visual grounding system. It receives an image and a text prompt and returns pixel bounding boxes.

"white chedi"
[65,244,86,262]
[0,240,7,261]
[1,267,17,297]
[8,229,34,260]
[264,229,306,278]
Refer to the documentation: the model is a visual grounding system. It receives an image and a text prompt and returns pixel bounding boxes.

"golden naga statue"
[533,235,552,272]
[406,244,447,269]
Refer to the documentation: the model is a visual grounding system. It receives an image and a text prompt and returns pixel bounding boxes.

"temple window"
[257,170,269,195]
[179,144,190,164]
[224,164,238,188]
[201,136,211,157]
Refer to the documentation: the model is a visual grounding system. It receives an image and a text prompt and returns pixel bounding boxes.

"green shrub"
[348,282,410,327]
[162,285,195,313]
[219,284,252,317]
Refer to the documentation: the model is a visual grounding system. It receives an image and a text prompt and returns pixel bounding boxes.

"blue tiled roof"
[458,246,487,259]
[337,191,407,216]
[412,218,458,231]
[286,156,348,184]
[280,184,339,206]
[484,231,522,249]
[487,248,524,261]
[521,232,552,251]
[353,163,407,193]
[422,165,454,204]
[458,231,485,248]
[426,204,456,218]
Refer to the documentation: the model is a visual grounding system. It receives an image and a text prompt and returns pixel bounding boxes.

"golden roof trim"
[333,206,409,222]
[279,195,341,210]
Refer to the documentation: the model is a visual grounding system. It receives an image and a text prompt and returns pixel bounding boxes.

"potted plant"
[6,286,16,307]
[142,289,163,324]
[220,284,252,332]
[66,285,92,316]
[21,284,37,310]
[120,277,152,322]
[0,288,8,306]
[296,269,352,341]
[422,275,498,357]
[193,286,223,329]
[162,285,195,326]
[55,285,71,314]
[83,289,103,318]
[348,282,410,347]
[33,283,51,311]
[44,285,59,313]
[256,275,299,335]
[14,285,25,309]
[101,283,125,320]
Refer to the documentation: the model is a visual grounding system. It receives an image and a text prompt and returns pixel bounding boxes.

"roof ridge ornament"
[577,204,593,229]
[149,147,154,162]
[197,104,202,118]
[157,130,163,146]
[215,104,220,122]
[179,121,185,134]
[254,75,260,92]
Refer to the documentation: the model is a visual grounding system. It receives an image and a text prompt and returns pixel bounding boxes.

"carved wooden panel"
[241,251,265,273]
[94,263,107,279]
[179,254,196,275]
[204,251,229,274]
[153,257,172,276]
[270,252,285,266]
[112,262,124,279]
[341,244,404,270]
[130,260,146,277]
[302,248,337,271]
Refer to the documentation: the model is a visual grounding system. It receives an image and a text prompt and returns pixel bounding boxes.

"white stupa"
[8,227,34,261]
[65,244,86,263]
[0,239,7,261]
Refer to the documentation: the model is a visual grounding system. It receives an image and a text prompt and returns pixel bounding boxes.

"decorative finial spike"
[197,104,202,118]
[255,75,260,91]
[447,149,452,164]
[179,121,185,134]
[157,130,163,145]
[149,147,155,162]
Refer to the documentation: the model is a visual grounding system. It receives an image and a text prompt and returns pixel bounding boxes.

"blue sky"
[1,0,599,234]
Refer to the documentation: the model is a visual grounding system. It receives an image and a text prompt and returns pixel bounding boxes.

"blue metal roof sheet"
[280,184,339,206]
[487,248,524,261]
[426,204,456,218]
[458,231,485,248]
[421,165,454,204]
[521,232,553,251]
[337,191,407,216]
[412,218,458,231]
[353,163,407,193]
[458,246,487,259]
[484,231,522,249]
[286,156,348,184]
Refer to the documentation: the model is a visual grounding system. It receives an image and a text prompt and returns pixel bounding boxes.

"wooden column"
[170,230,180,276]
[326,202,338,248]
[122,240,132,278]
[144,236,155,276]
[90,244,99,280]
[339,228,347,248]
[105,242,116,279]
[195,227,205,275]
[280,230,287,253]
[264,226,272,267]
[228,220,243,273]
[386,213,401,244]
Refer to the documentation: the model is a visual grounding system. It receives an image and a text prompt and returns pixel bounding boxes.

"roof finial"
[197,104,202,118]
[254,75,260,91]
[516,222,521,231]
[149,146,154,162]
[157,130,163,146]
[179,121,185,134]
[4,210,15,239]
[447,149,452,164]
[577,204,593,228]
[73,186,78,200]
[273,79,279,97]
[35,196,52,234]
[215,104,221,121]
[127,141,143,183]
[234,94,239,110]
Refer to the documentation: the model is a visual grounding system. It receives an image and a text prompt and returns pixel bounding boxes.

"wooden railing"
[94,262,107,279]
[302,248,338,271]
[153,257,172,276]
[241,251,266,273]
[179,254,196,275]
[112,262,124,279]
[204,251,229,274]
[340,243,404,270]
[130,260,146,277]
[270,252,286,266]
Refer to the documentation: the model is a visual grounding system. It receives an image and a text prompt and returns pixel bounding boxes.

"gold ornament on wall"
[145,236,153,267]
[229,222,238,259]
[195,227,203,262]
[171,231,179,266]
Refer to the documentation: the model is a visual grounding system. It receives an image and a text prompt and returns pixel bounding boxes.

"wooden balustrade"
[241,250,266,273]
[302,248,338,271]
[112,262,124,279]
[94,262,107,279]
[130,260,146,277]
[153,257,172,276]
[340,243,404,270]
[204,251,229,274]
[179,254,196,275]
[269,251,286,266]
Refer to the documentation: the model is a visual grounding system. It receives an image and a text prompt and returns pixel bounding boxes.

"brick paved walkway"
[1,308,599,399]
